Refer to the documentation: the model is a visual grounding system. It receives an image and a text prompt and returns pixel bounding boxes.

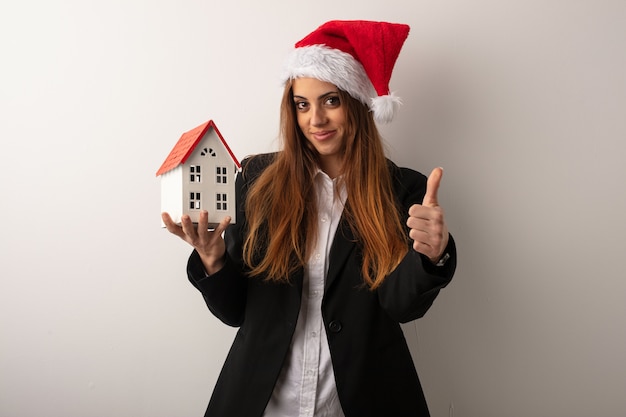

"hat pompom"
[371,93,402,124]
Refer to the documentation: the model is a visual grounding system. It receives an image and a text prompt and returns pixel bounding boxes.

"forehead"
[292,77,338,97]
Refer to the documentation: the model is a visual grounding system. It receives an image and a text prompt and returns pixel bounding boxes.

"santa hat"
[282,20,410,124]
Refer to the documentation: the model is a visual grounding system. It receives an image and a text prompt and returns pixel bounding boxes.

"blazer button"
[328,320,342,333]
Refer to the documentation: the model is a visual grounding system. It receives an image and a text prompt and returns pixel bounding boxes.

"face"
[292,77,347,177]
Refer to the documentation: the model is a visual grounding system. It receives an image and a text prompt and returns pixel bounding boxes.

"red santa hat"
[282,20,410,124]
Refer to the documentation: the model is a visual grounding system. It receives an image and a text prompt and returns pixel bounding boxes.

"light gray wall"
[1,1,625,416]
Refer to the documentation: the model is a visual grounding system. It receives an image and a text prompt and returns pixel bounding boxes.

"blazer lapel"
[325,218,357,291]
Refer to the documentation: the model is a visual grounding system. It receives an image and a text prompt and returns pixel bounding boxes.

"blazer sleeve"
[377,164,457,323]
[185,155,269,327]
[187,251,248,327]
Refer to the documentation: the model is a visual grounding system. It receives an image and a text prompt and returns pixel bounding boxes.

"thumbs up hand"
[407,167,449,263]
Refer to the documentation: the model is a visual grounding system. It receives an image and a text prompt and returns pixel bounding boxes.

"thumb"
[423,167,443,207]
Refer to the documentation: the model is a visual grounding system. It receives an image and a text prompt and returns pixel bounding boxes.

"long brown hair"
[243,80,409,290]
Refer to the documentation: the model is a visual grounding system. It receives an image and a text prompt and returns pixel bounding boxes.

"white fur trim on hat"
[282,45,377,108]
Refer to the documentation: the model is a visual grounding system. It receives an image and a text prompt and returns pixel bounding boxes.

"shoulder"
[387,159,427,193]
[240,152,279,181]
[386,159,428,206]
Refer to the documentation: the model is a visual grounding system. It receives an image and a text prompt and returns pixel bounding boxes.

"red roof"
[156,120,241,176]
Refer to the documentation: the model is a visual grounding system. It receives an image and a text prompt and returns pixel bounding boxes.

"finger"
[406,214,429,232]
[162,212,185,237]
[408,227,429,242]
[197,210,209,234]
[161,212,174,228]
[214,215,232,236]
[411,238,435,258]
[408,203,434,220]
[409,220,442,243]
[180,214,198,241]
[410,231,442,260]
[423,167,443,208]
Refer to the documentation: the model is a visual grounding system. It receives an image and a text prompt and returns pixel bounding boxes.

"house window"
[189,165,201,182]
[216,193,228,211]
[189,192,201,210]
[216,166,227,184]
[201,147,217,157]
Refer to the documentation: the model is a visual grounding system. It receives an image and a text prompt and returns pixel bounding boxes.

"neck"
[318,156,342,179]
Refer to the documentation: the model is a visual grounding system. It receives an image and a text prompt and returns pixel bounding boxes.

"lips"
[311,130,335,141]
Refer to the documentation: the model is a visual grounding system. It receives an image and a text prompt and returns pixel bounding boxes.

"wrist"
[200,253,226,276]
[432,252,450,267]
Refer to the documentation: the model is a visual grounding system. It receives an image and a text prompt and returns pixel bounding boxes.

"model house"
[156,120,241,227]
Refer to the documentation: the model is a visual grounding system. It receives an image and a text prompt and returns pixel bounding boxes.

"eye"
[324,95,340,107]
[294,101,309,111]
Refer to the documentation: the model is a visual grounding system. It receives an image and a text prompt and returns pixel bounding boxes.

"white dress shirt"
[263,170,347,417]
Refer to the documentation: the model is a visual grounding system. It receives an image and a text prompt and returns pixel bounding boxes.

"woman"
[163,20,456,417]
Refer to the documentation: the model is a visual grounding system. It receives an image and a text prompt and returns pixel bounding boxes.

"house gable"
[156,120,240,177]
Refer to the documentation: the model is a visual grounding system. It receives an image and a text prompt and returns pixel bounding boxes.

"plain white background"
[1,1,625,416]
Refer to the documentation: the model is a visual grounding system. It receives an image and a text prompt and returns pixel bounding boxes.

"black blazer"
[187,153,457,417]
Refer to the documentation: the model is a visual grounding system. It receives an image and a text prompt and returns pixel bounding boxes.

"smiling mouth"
[311,130,335,140]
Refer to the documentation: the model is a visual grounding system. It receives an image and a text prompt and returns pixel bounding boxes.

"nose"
[310,106,327,127]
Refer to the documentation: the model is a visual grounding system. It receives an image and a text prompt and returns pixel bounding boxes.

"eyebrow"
[293,91,339,100]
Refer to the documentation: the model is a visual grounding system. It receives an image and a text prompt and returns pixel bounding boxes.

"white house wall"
[159,167,184,226]
[181,129,237,226]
